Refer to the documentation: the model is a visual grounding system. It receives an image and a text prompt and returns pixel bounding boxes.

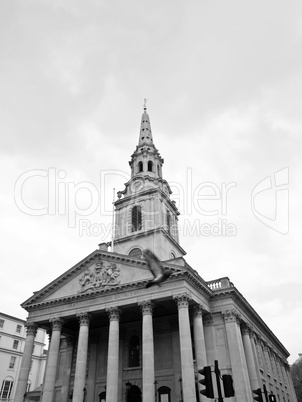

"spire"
[138,99,153,146]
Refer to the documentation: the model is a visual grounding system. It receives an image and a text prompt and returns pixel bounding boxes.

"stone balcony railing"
[207,277,234,290]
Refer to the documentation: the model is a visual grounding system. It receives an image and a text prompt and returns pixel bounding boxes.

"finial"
[143,98,148,110]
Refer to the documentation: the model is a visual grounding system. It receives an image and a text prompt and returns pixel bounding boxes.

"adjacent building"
[0,313,47,402]
[13,106,297,402]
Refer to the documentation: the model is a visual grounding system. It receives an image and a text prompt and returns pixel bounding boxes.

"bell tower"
[113,102,186,260]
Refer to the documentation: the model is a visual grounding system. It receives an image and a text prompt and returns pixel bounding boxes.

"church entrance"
[127,385,142,402]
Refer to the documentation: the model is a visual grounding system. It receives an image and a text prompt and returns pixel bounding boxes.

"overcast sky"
[0,0,301,364]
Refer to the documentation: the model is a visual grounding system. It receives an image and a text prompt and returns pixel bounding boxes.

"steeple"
[113,103,186,260]
[129,102,164,179]
[138,99,154,146]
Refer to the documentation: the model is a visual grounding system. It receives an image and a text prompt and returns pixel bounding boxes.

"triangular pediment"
[22,250,185,309]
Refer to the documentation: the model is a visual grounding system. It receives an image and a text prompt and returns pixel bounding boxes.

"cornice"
[210,286,289,357]
[22,260,209,312]
[113,227,187,255]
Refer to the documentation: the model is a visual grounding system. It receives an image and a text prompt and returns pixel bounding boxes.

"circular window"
[129,248,143,259]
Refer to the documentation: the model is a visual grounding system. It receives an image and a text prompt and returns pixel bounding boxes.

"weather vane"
[143,98,148,109]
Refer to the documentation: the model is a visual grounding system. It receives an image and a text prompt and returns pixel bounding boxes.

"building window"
[0,380,14,399]
[29,360,33,372]
[131,206,142,232]
[158,386,171,402]
[128,248,142,259]
[138,161,143,173]
[26,382,31,392]
[128,336,140,367]
[99,392,106,402]
[166,210,171,234]
[12,340,19,350]
[16,324,22,333]
[8,357,16,369]
[148,161,153,172]
[0,319,4,329]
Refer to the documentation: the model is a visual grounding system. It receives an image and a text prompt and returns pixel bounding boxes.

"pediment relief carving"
[79,258,120,293]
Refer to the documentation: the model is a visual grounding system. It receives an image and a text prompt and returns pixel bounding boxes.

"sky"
[0,0,301,364]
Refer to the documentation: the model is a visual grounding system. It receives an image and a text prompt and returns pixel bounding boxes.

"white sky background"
[0,1,301,363]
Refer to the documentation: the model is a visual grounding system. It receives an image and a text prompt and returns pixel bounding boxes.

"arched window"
[127,385,142,402]
[166,210,171,234]
[138,161,143,173]
[132,206,142,232]
[129,248,142,259]
[0,378,14,399]
[148,161,153,172]
[158,386,171,402]
[99,392,106,402]
[128,335,140,367]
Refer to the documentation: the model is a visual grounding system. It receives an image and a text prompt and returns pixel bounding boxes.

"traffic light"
[198,366,214,398]
[268,395,277,402]
[252,388,263,402]
[222,374,235,397]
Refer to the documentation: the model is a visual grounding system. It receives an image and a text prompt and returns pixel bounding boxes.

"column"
[222,309,252,401]
[42,318,64,402]
[60,337,74,402]
[86,343,98,402]
[106,307,120,402]
[250,332,262,386]
[192,305,207,401]
[174,293,196,402]
[203,313,217,364]
[14,322,37,402]
[241,324,259,390]
[139,301,155,402]
[262,343,276,395]
[72,312,91,402]
[284,363,298,402]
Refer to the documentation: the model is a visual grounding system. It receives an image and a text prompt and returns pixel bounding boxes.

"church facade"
[14,106,297,402]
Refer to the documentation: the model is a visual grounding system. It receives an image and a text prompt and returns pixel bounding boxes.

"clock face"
[130,178,144,193]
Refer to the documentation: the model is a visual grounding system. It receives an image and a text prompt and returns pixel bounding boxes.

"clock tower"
[113,103,186,260]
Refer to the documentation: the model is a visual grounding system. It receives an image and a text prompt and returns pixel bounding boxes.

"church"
[14,105,297,402]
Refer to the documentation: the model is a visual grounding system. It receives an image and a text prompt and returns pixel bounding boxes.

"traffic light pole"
[214,360,223,402]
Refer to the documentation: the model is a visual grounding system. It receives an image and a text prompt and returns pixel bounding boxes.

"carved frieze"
[79,258,120,293]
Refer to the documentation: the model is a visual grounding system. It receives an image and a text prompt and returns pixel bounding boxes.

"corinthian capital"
[241,323,252,336]
[106,307,121,321]
[173,292,191,308]
[193,304,206,318]
[49,317,64,331]
[77,312,91,326]
[25,322,38,337]
[139,300,153,315]
[222,309,241,324]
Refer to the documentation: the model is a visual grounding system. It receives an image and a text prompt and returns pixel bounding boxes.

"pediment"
[22,250,184,309]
